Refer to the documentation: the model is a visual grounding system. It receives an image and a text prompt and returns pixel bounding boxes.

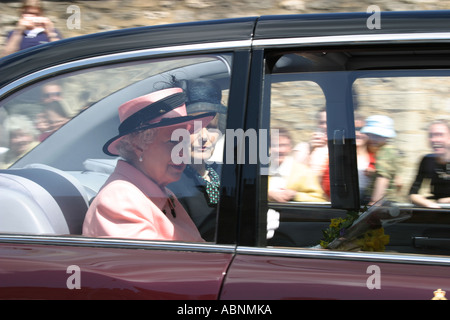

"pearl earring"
[139,155,143,162]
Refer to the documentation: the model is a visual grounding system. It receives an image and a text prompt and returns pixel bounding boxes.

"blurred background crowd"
[1,0,450,53]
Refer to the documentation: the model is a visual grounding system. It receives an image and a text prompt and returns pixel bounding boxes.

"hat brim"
[186,101,227,115]
[360,127,396,138]
[103,111,215,156]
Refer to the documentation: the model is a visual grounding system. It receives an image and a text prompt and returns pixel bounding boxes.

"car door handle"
[413,236,450,250]
[333,129,347,192]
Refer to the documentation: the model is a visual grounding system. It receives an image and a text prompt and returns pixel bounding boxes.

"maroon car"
[0,10,450,300]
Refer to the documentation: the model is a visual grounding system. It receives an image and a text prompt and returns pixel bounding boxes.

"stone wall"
[1,0,450,45]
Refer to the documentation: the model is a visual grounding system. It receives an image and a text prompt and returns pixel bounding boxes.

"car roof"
[0,17,257,89]
[1,11,450,89]
[254,10,450,39]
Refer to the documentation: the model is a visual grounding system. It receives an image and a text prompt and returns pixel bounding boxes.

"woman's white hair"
[4,114,38,137]
[115,128,157,162]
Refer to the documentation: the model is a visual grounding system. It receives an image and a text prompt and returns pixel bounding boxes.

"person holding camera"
[2,0,62,56]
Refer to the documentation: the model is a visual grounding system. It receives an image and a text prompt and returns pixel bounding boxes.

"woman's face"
[138,126,187,187]
[190,115,220,163]
[10,130,34,156]
[271,134,292,166]
[355,120,368,148]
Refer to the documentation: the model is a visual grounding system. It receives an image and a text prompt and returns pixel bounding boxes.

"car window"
[353,76,449,206]
[264,50,450,256]
[0,54,232,243]
[0,57,219,168]
[268,80,328,204]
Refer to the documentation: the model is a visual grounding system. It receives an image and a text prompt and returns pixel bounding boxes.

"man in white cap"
[361,115,401,204]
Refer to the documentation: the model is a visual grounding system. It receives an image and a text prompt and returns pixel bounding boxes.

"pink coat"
[82,160,204,242]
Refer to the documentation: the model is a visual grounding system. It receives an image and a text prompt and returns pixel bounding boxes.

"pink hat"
[103,87,215,156]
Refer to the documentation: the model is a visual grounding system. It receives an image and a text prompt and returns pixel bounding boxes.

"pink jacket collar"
[108,160,168,210]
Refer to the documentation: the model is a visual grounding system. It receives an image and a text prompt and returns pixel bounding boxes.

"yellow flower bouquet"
[319,200,411,252]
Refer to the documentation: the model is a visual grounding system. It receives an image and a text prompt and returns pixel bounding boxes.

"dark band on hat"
[118,92,186,136]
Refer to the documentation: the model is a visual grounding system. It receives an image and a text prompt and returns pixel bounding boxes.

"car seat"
[0,164,90,235]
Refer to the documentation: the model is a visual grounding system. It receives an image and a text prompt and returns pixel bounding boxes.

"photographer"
[2,0,62,56]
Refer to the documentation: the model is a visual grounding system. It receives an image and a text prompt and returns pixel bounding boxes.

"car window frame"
[0,42,252,251]
[244,38,450,266]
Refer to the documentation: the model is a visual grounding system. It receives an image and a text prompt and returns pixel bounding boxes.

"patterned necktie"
[204,165,220,205]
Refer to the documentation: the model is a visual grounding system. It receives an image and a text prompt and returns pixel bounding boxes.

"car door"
[0,20,256,299]
[0,240,234,299]
[220,12,450,300]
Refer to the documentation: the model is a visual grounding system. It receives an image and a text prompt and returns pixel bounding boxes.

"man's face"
[366,133,387,153]
[42,85,62,104]
[429,123,450,157]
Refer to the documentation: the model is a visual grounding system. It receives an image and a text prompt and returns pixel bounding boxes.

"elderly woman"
[82,87,214,241]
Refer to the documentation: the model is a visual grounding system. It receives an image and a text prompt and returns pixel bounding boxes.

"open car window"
[1,56,230,168]
[0,54,232,243]
[264,50,450,256]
